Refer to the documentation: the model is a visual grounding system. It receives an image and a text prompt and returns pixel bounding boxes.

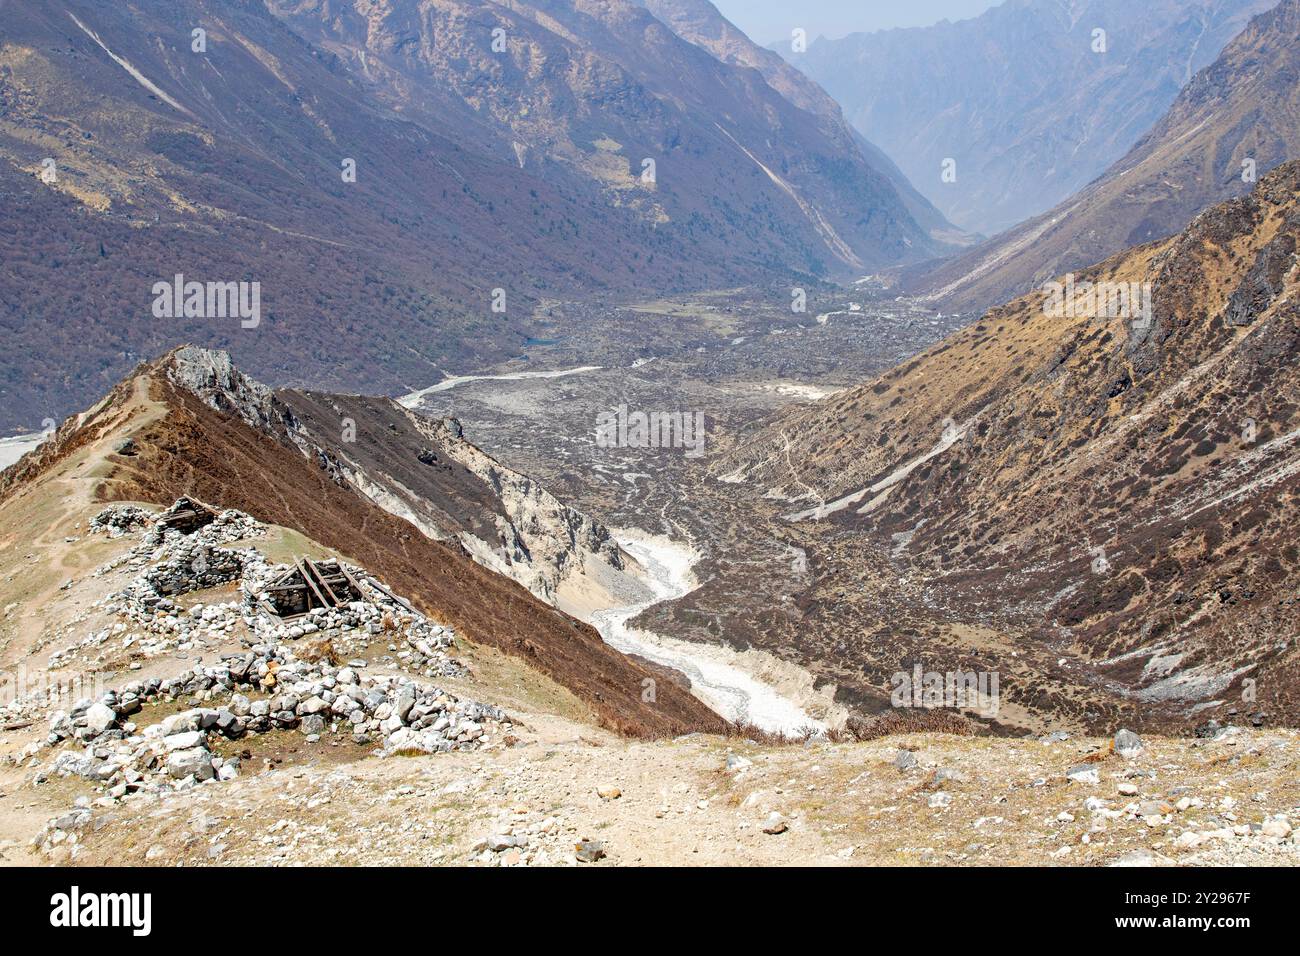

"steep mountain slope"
[0,347,725,737]
[270,0,937,270]
[0,0,652,431]
[712,161,1300,730]
[628,0,971,246]
[915,0,1300,311]
[784,0,1276,235]
[159,347,645,614]
[0,0,934,432]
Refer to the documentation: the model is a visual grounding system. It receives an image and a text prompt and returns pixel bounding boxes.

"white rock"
[163,730,205,751]
[83,703,117,734]
[1066,765,1100,785]
[1261,816,1293,839]
[166,747,214,781]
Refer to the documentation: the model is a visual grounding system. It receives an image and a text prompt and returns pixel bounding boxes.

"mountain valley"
[2,0,1299,877]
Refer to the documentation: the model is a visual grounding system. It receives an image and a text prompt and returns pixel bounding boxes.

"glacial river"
[0,433,44,470]
[398,365,604,407]
[588,529,825,736]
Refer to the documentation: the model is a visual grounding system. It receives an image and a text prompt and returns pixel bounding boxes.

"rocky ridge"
[0,347,725,738]
[163,346,642,611]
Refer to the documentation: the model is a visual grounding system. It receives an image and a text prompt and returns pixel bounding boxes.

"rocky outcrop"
[413,415,630,605]
[165,347,286,435]
[158,347,636,609]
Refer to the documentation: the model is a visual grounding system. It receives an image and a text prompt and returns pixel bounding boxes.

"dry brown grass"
[844,709,981,741]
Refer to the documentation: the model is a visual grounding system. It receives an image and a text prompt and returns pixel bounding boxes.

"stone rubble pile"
[50,501,466,673]
[88,505,153,538]
[39,641,507,812]
[28,499,511,852]
[87,503,264,582]
[43,507,270,668]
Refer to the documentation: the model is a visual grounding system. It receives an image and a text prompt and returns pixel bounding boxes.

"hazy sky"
[711,0,1003,44]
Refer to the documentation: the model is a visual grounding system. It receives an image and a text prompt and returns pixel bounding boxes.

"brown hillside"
[708,161,1300,730]
[0,352,725,738]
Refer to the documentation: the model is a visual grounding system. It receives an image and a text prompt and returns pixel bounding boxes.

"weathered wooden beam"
[306,560,343,606]
[295,556,329,610]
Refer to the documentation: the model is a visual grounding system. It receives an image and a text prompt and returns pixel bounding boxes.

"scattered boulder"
[166,747,214,782]
[894,749,918,771]
[1113,729,1143,759]
[1066,765,1100,785]
[82,703,117,735]
[1261,815,1293,839]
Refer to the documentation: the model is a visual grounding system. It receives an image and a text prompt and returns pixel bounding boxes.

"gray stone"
[393,684,418,722]
[1114,729,1143,759]
[159,710,203,735]
[1066,765,1100,785]
[299,714,326,736]
[166,747,214,781]
[163,730,205,751]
